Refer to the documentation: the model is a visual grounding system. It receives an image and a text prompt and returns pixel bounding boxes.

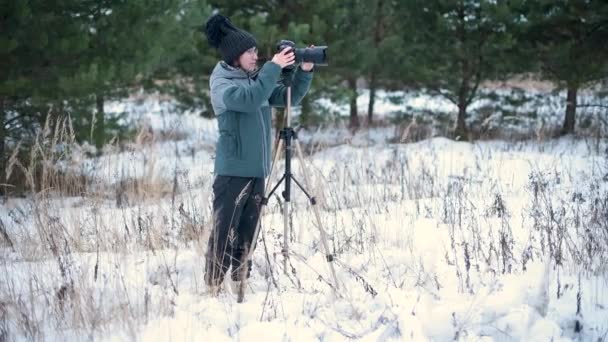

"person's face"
[237,47,258,72]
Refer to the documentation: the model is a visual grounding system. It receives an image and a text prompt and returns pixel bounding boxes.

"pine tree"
[0,1,210,149]
[144,1,215,118]
[0,1,211,192]
[1,1,93,190]
[393,0,520,139]
[364,0,398,125]
[79,0,211,148]
[311,0,372,129]
[521,0,608,135]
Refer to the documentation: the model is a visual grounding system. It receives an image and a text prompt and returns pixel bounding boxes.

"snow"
[1,94,608,341]
[312,87,606,139]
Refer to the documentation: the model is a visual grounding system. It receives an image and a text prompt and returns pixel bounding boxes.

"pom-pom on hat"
[202,14,257,64]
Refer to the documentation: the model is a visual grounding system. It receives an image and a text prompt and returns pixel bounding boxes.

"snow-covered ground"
[1,94,607,341]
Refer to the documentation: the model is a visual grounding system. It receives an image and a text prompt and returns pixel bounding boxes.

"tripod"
[238,72,339,302]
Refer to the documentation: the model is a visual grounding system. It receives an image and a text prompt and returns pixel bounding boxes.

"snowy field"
[1,92,607,341]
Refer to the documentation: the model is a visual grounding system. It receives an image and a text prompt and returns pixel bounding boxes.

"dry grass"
[0,113,215,339]
[1,112,607,340]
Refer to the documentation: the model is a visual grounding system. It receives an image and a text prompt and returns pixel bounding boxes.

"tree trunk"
[368,0,384,126]
[368,73,377,125]
[348,77,359,130]
[454,2,469,140]
[561,84,578,135]
[455,102,468,139]
[94,93,105,150]
[300,95,312,127]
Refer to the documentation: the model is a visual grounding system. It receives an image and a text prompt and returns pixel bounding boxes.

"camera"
[276,40,328,68]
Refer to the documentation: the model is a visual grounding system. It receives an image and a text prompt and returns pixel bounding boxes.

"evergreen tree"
[304,0,375,129]
[78,0,211,148]
[521,0,608,135]
[363,0,398,124]
[394,0,520,138]
[1,0,93,189]
[144,1,215,118]
[0,0,210,192]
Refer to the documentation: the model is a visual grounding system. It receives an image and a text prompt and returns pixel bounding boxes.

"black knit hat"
[203,14,257,64]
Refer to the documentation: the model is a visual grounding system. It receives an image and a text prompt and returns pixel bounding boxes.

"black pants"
[205,175,264,286]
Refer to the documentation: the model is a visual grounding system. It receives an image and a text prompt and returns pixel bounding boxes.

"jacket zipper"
[260,109,268,177]
[253,73,269,177]
[246,72,268,177]
[236,115,242,159]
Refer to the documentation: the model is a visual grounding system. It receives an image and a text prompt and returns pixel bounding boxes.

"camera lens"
[296,46,328,66]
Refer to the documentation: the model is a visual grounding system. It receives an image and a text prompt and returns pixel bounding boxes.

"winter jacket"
[209,61,313,178]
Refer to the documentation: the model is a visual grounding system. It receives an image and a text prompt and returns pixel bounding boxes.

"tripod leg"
[282,187,289,275]
[237,138,284,303]
[249,138,283,254]
[293,140,340,291]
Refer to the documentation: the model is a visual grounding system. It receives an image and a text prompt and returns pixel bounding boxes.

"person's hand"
[271,47,295,69]
[300,45,315,71]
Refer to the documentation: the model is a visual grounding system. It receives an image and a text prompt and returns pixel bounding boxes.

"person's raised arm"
[268,46,315,107]
[215,48,296,113]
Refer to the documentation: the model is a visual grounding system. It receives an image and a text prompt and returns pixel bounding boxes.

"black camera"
[276,40,328,68]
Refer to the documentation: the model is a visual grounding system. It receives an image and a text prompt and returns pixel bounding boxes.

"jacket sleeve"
[268,67,313,108]
[214,62,283,113]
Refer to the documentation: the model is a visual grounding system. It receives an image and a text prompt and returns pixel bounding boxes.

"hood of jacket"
[210,62,260,81]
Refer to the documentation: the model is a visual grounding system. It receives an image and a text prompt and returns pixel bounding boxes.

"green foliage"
[2,0,608,193]
[0,0,212,194]
[392,0,524,137]
[522,0,608,87]
[518,0,608,134]
[0,0,212,147]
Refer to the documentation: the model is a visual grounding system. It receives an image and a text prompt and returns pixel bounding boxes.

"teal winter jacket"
[209,61,313,178]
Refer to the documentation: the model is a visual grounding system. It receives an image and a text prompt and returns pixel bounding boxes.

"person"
[202,14,314,295]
